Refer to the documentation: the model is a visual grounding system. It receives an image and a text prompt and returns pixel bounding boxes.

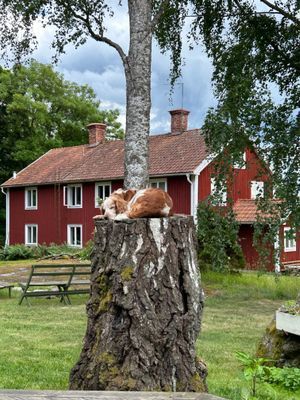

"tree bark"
[69,216,207,391]
[123,0,152,189]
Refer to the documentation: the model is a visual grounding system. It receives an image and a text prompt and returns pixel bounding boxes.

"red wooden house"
[1,109,299,271]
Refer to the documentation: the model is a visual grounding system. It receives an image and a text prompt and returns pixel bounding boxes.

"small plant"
[236,351,271,398]
[279,300,300,316]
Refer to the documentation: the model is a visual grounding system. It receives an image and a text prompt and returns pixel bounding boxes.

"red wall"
[279,225,300,264]
[167,176,191,215]
[9,176,191,246]
[199,149,270,202]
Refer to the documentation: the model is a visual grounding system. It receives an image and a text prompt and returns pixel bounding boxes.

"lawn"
[0,268,299,399]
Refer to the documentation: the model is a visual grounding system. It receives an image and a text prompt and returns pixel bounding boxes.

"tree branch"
[151,0,170,32]
[60,2,128,67]
[260,0,300,25]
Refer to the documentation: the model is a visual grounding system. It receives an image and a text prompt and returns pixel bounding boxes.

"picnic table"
[18,263,91,305]
[0,281,14,298]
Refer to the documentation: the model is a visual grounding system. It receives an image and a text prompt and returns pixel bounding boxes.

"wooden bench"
[18,263,91,305]
[0,281,14,298]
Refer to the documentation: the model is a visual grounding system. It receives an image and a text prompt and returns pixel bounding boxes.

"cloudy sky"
[30,3,216,134]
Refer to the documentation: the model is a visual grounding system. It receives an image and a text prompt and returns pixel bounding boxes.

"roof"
[233,199,259,223]
[1,129,209,188]
[233,199,281,224]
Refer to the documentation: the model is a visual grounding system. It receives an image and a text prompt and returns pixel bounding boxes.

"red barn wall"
[198,148,270,202]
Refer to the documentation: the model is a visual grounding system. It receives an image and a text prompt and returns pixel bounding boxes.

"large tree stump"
[70,216,207,391]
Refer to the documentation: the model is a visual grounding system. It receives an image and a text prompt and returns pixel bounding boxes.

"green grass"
[0,271,299,399]
[199,271,300,399]
[0,294,88,389]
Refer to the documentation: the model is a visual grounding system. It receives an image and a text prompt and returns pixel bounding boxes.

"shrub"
[0,243,91,261]
[197,202,245,271]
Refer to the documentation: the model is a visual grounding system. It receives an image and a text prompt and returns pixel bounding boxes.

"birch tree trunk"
[69,216,207,391]
[123,0,152,189]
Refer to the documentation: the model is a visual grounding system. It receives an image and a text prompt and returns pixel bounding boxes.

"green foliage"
[237,351,300,395]
[0,244,36,260]
[264,366,300,391]
[0,243,91,261]
[197,201,245,271]
[236,351,271,397]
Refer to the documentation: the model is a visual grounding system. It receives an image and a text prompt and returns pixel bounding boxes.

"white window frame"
[283,227,296,252]
[233,151,246,169]
[25,187,38,210]
[210,177,227,205]
[251,181,264,199]
[25,224,38,246]
[64,184,82,208]
[95,182,112,208]
[67,224,83,248]
[149,178,167,191]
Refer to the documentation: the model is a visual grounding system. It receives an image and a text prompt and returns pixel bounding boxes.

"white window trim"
[25,187,38,210]
[65,184,83,208]
[210,177,227,205]
[283,227,296,252]
[149,178,168,191]
[25,224,38,246]
[251,181,264,199]
[67,224,83,248]
[95,182,112,208]
[233,151,246,169]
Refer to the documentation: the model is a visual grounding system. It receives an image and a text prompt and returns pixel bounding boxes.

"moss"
[256,319,285,363]
[189,373,206,392]
[97,352,137,390]
[120,265,134,282]
[176,373,205,392]
[98,290,112,312]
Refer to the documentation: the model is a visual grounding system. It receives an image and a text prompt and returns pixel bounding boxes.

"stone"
[69,216,207,391]
[257,318,300,367]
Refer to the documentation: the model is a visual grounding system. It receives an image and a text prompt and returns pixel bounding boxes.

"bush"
[0,243,91,261]
[197,201,245,271]
[0,244,36,260]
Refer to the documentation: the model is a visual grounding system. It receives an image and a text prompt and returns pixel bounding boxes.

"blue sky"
[29,4,216,134]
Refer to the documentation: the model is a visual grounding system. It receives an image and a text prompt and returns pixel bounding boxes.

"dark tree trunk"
[70,216,207,391]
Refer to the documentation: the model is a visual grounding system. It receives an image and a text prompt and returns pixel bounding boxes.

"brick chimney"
[87,123,106,145]
[169,109,190,134]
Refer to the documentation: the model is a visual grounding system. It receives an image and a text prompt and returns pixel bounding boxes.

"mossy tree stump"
[70,216,207,391]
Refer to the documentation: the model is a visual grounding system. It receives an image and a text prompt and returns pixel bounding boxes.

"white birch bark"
[123,0,152,189]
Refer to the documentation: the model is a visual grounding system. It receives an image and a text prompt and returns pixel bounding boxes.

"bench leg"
[8,287,12,298]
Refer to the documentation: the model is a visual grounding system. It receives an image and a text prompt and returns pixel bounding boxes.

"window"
[233,152,246,169]
[284,227,296,252]
[95,182,111,207]
[25,187,38,209]
[25,224,38,245]
[149,179,167,191]
[211,177,227,205]
[251,181,264,199]
[64,184,82,208]
[67,225,82,247]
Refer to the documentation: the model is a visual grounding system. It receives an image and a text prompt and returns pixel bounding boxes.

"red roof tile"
[233,199,281,223]
[2,130,209,187]
[233,199,259,223]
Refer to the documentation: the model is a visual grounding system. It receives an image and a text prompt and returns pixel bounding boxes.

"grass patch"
[199,271,300,399]
[0,294,88,389]
[0,271,299,399]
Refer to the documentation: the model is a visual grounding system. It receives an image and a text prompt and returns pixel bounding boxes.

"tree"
[0,2,298,225]
[0,60,123,245]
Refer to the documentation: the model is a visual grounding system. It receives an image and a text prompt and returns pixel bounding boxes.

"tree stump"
[69,216,207,391]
